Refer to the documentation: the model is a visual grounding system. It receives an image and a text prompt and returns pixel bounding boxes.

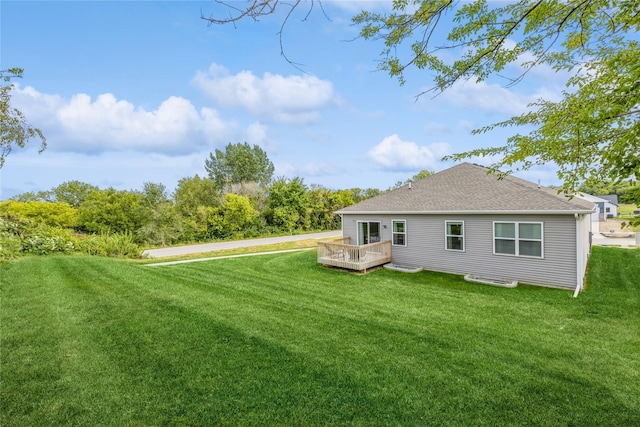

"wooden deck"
[317,238,392,272]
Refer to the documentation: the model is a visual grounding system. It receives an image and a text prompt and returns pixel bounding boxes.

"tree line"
[0,143,387,259]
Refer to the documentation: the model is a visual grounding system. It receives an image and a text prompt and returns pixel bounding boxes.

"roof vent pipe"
[409,182,412,190]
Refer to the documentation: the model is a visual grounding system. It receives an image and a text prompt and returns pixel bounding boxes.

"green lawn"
[2,248,639,426]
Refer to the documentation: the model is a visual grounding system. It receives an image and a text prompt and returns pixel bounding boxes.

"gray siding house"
[333,163,595,295]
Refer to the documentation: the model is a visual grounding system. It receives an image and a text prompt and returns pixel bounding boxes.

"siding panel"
[340,213,578,290]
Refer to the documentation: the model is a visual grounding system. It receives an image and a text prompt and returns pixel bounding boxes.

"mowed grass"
[1,248,639,426]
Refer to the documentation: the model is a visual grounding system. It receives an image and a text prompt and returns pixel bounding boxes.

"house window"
[357,221,381,245]
[392,220,406,246]
[445,221,464,251]
[494,222,543,258]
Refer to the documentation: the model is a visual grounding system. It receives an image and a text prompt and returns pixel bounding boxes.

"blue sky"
[1,0,568,199]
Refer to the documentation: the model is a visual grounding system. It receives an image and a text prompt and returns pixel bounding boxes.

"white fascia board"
[337,209,596,215]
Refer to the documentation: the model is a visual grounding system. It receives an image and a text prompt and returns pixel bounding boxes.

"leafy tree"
[308,185,354,230]
[206,0,640,225]
[76,188,145,235]
[137,202,182,247]
[140,182,170,210]
[205,142,275,191]
[10,190,52,203]
[579,179,640,205]
[51,181,98,208]
[266,176,309,232]
[173,175,219,217]
[1,68,46,168]
[411,170,434,181]
[391,169,436,190]
[354,0,639,224]
[137,182,182,246]
[218,193,259,238]
[349,187,381,204]
[172,176,220,241]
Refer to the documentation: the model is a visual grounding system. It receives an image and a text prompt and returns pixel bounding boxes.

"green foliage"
[218,193,259,238]
[76,188,145,236]
[136,182,182,246]
[579,179,639,205]
[76,232,141,258]
[9,190,52,202]
[172,175,219,217]
[20,225,76,256]
[1,68,46,168]
[205,142,275,191]
[179,205,220,242]
[349,187,381,203]
[137,202,182,247]
[0,216,25,260]
[307,186,355,230]
[0,200,77,228]
[353,0,639,224]
[411,169,434,181]
[50,180,98,208]
[0,216,76,259]
[266,177,309,231]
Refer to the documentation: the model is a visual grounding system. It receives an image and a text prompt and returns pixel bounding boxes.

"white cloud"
[368,134,451,171]
[12,85,237,155]
[192,63,338,124]
[243,122,268,146]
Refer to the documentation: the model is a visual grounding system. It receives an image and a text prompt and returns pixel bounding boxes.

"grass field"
[2,247,639,426]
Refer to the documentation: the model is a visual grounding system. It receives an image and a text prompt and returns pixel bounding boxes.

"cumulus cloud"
[368,134,451,171]
[243,122,268,146]
[192,63,338,123]
[12,85,237,155]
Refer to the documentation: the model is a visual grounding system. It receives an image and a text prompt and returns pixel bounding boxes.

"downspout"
[573,213,582,298]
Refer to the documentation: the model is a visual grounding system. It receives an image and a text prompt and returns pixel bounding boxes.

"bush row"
[1,216,141,261]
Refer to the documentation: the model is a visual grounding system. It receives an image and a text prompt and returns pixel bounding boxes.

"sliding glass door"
[357,221,381,245]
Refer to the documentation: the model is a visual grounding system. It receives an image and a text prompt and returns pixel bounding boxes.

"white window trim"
[445,220,465,252]
[493,221,544,258]
[391,219,407,247]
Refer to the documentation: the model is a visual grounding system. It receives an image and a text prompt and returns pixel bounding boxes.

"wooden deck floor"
[317,239,391,271]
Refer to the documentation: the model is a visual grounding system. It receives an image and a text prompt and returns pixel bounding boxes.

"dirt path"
[599,218,633,233]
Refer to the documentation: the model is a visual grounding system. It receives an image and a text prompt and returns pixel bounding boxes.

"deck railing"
[317,238,392,271]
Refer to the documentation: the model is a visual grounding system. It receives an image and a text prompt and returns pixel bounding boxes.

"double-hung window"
[392,220,406,246]
[445,221,464,251]
[494,222,543,258]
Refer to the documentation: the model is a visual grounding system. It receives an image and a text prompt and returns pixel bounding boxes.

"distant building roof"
[337,163,595,215]
[596,194,619,206]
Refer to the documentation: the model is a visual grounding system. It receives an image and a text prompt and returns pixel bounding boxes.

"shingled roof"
[337,163,595,215]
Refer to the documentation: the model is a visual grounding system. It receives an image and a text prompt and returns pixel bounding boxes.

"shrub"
[76,232,141,258]
[0,200,77,228]
[0,216,77,259]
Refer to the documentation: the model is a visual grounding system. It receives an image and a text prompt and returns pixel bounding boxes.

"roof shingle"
[337,163,595,214]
